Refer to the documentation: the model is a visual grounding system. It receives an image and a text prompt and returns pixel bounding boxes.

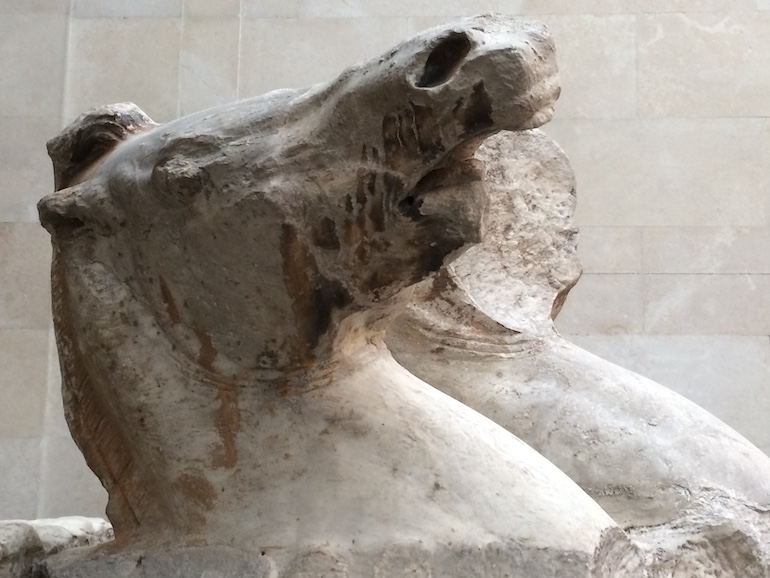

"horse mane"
[44,104,169,538]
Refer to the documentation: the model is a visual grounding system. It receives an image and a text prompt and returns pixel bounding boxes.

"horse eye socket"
[151,156,205,203]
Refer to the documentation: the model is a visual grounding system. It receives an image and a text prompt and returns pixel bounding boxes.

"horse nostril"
[416,31,472,88]
[398,194,423,219]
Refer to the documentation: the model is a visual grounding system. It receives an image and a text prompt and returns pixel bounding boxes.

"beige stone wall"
[1,0,768,519]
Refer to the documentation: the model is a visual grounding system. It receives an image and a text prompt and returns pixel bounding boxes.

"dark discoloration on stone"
[415,237,464,287]
[454,81,494,138]
[381,102,448,175]
[364,172,385,233]
[158,276,181,325]
[193,327,218,372]
[281,224,353,365]
[381,113,410,171]
[354,146,371,220]
[341,217,363,248]
[350,163,388,245]
[383,103,449,173]
[382,172,407,217]
[426,268,455,303]
[311,216,340,251]
[410,102,445,161]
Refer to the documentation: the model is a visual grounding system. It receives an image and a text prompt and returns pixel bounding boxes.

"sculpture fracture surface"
[387,129,770,577]
[36,15,643,578]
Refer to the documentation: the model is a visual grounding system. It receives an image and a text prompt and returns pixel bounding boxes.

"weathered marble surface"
[34,15,642,578]
[387,129,770,577]
[0,517,111,578]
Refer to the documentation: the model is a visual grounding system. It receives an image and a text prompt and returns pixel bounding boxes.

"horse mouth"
[397,144,486,222]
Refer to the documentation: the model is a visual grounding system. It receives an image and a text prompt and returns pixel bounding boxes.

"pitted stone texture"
[36,15,639,578]
[387,128,770,576]
[0,517,112,578]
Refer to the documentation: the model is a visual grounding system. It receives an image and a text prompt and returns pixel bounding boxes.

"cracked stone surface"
[26,15,643,578]
[387,128,770,577]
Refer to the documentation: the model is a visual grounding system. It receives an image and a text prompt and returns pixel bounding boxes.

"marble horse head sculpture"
[38,15,644,577]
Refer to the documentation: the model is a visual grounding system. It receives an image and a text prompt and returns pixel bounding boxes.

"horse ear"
[39,103,156,236]
[47,102,156,191]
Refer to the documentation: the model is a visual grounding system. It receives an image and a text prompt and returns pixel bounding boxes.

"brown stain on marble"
[410,101,445,161]
[281,223,320,365]
[194,327,218,371]
[383,102,446,174]
[382,106,422,172]
[426,268,455,302]
[382,112,407,171]
[311,216,340,251]
[188,328,239,469]
[211,382,240,469]
[158,275,181,324]
[173,472,217,511]
[342,217,363,247]
[454,81,493,138]
[280,223,352,367]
